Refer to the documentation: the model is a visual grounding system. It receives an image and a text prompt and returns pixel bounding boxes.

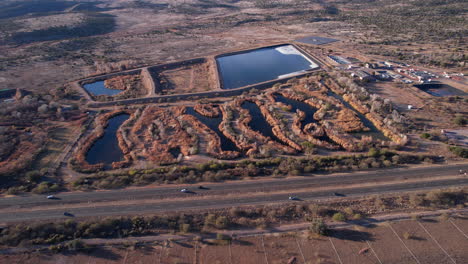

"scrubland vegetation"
[72,150,439,190]
[1,188,465,247]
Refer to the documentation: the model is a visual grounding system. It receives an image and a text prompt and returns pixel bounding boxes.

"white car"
[180,188,189,193]
[288,196,299,201]
[46,195,55,199]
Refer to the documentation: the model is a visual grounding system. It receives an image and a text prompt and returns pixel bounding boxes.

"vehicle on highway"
[63,212,74,217]
[46,195,55,199]
[180,188,189,193]
[288,196,299,201]
[333,192,346,197]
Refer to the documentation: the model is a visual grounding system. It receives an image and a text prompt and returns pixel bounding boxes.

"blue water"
[217,45,317,90]
[274,94,317,128]
[83,81,123,96]
[241,101,286,145]
[186,107,238,152]
[85,114,130,165]
[328,92,389,141]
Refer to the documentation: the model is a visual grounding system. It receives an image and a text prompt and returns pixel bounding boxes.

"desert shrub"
[448,146,468,158]
[332,212,346,222]
[453,115,467,126]
[409,194,425,207]
[425,190,466,207]
[215,233,231,245]
[352,213,362,220]
[439,213,449,221]
[343,207,354,215]
[215,216,229,229]
[25,170,42,183]
[180,223,191,233]
[32,182,61,194]
[403,232,412,240]
[309,218,328,236]
[420,132,431,139]
[411,214,421,221]
[368,148,380,157]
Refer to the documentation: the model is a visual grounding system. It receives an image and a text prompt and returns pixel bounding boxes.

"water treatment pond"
[241,101,285,145]
[274,94,317,127]
[414,83,466,97]
[217,45,319,90]
[328,92,389,141]
[85,114,130,165]
[83,81,123,96]
[186,107,238,152]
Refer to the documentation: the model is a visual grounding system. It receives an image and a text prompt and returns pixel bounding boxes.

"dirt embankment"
[272,78,366,151]
[235,99,297,156]
[129,106,196,165]
[194,103,221,118]
[182,105,240,159]
[325,77,408,145]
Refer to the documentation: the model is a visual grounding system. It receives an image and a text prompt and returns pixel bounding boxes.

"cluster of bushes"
[409,190,467,208]
[448,146,468,159]
[73,150,439,190]
[0,201,356,247]
[1,188,464,247]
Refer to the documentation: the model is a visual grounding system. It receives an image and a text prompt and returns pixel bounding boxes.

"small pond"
[85,114,130,165]
[328,92,389,141]
[414,83,467,97]
[241,101,285,145]
[274,94,337,146]
[217,45,319,90]
[274,94,317,128]
[83,81,123,96]
[186,107,238,152]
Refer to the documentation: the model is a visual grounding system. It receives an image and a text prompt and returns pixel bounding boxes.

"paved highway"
[1,163,466,209]
[0,163,467,223]
[0,176,467,223]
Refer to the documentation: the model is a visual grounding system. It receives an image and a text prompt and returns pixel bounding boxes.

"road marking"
[122,249,129,264]
[418,222,456,264]
[295,237,307,264]
[228,238,233,264]
[387,224,421,264]
[328,237,343,264]
[260,235,270,264]
[194,241,198,264]
[158,245,162,264]
[449,219,468,239]
[366,240,383,264]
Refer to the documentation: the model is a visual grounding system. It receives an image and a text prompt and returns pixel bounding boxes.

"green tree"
[309,218,328,235]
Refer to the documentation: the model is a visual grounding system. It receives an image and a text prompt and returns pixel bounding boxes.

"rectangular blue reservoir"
[216,45,319,90]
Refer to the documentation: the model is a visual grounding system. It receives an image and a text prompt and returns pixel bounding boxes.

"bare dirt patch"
[297,235,340,264]
[230,236,266,264]
[390,220,452,264]
[420,218,468,263]
[262,234,303,264]
[199,241,230,264]
[366,223,418,264]
[328,227,380,264]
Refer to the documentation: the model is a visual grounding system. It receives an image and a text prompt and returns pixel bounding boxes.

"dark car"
[333,192,346,197]
[63,212,74,217]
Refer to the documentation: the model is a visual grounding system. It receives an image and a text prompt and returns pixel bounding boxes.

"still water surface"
[85,114,130,165]
[217,45,318,90]
[83,81,123,96]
